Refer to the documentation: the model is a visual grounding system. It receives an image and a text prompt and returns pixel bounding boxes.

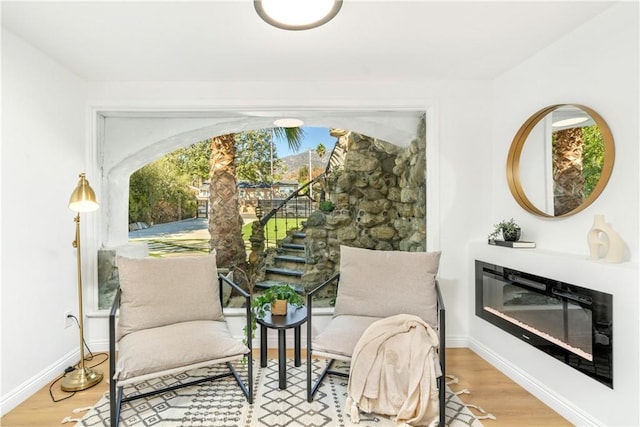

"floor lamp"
[61,173,104,391]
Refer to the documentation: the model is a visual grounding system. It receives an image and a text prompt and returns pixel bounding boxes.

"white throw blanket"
[345,314,441,427]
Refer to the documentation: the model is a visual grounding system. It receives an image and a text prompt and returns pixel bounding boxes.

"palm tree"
[208,127,304,277]
[316,143,326,161]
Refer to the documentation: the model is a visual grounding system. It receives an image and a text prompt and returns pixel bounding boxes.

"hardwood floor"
[2,348,571,427]
[446,348,571,427]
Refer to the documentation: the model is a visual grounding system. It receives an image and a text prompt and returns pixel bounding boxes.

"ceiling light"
[552,117,589,127]
[255,0,342,31]
[273,118,304,127]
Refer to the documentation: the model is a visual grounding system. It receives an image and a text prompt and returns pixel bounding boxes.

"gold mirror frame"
[506,104,615,218]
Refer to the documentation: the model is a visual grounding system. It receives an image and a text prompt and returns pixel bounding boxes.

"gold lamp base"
[61,367,103,392]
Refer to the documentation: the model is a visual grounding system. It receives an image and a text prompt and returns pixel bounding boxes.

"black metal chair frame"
[109,273,253,427]
[306,273,446,427]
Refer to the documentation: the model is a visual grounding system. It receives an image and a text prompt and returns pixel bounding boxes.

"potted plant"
[245,284,305,344]
[488,218,521,242]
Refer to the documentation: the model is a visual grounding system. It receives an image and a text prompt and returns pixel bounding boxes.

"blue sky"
[273,127,337,157]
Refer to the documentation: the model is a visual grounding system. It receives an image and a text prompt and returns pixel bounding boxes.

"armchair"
[306,245,445,426]
[109,254,252,427]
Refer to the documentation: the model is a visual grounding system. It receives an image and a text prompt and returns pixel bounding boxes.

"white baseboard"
[0,349,79,416]
[468,337,603,427]
[444,335,468,348]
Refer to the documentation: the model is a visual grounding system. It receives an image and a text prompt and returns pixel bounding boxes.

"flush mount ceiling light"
[551,105,591,128]
[255,0,342,31]
[273,118,304,127]
[552,117,589,127]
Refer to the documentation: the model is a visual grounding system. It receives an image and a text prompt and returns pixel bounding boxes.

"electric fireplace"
[475,260,613,388]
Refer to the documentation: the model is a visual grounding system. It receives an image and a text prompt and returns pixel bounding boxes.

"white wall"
[1,29,89,413]
[471,3,639,425]
[489,3,639,262]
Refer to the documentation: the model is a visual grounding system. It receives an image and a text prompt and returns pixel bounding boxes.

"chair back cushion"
[333,246,441,327]
[116,253,223,340]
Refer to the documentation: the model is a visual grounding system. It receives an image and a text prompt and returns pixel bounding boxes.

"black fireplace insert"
[475,260,613,388]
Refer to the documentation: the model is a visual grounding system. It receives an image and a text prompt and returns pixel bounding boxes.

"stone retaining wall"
[302,121,426,295]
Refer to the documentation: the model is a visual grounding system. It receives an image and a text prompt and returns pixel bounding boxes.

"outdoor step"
[275,254,306,264]
[273,254,306,271]
[291,232,306,244]
[279,247,305,257]
[281,243,305,251]
[264,272,303,286]
[255,280,305,294]
[265,267,304,277]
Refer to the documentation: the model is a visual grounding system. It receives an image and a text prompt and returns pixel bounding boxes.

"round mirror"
[507,104,614,217]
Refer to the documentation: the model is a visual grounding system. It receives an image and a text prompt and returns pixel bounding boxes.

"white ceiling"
[1,1,615,82]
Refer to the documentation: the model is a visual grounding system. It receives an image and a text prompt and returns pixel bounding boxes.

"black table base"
[258,304,308,389]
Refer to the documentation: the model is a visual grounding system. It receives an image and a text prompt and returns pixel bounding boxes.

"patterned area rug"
[70,359,492,426]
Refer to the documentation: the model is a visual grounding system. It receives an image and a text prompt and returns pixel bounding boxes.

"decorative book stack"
[488,239,536,248]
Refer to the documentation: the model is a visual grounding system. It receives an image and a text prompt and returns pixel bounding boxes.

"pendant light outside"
[255,0,342,31]
[274,118,304,128]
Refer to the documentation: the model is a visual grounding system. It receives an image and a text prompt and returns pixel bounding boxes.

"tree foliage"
[129,156,198,224]
[167,140,211,185]
[128,126,306,230]
[581,124,605,198]
[272,127,305,152]
[235,130,281,183]
[297,164,309,184]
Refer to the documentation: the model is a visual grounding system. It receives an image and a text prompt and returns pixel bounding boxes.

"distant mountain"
[277,150,328,180]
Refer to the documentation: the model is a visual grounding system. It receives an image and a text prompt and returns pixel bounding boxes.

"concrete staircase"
[256,231,307,293]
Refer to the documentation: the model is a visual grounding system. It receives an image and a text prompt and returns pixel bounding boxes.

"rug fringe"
[61,402,97,424]
[447,374,497,424]
[465,403,497,421]
[454,388,470,396]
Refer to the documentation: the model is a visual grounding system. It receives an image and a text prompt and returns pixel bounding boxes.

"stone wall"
[302,121,427,294]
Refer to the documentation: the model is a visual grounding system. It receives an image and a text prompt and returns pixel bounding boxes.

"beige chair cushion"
[333,246,441,328]
[312,315,382,358]
[116,254,223,340]
[115,320,249,381]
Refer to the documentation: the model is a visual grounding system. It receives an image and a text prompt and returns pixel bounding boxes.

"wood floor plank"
[1,348,571,426]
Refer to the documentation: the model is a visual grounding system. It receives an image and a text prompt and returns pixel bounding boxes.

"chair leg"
[228,360,253,404]
[247,351,254,404]
[308,359,346,401]
[109,375,116,426]
[438,374,445,427]
[110,386,123,427]
[306,347,313,402]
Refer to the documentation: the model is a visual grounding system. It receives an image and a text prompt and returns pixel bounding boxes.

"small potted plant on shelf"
[488,218,521,242]
[245,284,305,344]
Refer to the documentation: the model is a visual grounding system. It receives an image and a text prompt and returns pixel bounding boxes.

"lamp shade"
[69,173,99,213]
[254,0,342,30]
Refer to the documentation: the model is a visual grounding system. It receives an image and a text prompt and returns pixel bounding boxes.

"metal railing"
[255,175,324,247]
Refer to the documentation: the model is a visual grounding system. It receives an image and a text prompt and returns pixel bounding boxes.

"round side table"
[257,304,308,389]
